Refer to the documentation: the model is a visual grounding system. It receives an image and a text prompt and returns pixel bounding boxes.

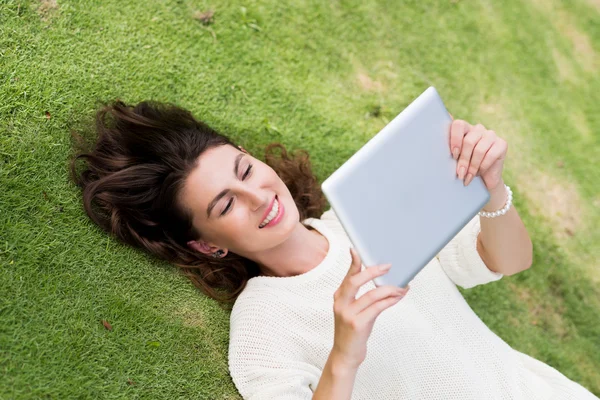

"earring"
[212,249,225,258]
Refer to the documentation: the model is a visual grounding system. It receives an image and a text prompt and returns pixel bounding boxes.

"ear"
[187,239,218,255]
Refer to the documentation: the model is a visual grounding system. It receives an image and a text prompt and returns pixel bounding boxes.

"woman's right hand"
[331,248,410,371]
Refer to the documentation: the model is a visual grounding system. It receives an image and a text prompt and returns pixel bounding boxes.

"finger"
[348,263,393,292]
[335,248,364,304]
[341,262,393,304]
[457,123,484,182]
[450,120,471,161]
[464,132,495,186]
[347,248,363,278]
[355,288,409,324]
[479,139,507,172]
[338,248,383,304]
[350,285,409,315]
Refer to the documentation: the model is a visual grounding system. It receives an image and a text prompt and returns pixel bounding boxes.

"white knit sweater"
[228,209,599,399]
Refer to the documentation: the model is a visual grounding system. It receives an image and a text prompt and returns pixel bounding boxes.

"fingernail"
[452,147,459,160]
[379,264,392,271]
[464,173,473,186]
[458,166,465,180]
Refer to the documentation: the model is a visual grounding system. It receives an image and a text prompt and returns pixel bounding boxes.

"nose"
[238,184,269,211]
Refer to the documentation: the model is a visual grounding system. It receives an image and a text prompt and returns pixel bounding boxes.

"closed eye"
[221,164,253,216]
[242,164,252,180]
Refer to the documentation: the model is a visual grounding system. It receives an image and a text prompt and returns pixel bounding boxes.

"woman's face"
[179,144,299,256]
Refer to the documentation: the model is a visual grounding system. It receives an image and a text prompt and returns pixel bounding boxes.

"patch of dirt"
[528,1,597,71]
[557,13,598,72]
[357,73,384,92]
[528,0,550,10]
[517,169,584,241]
[37,0,58,21]
[586,0,600,12]
[552,48,578,82]
[477,101,587,242]
[509,283,572,338]
[171,303,206,328]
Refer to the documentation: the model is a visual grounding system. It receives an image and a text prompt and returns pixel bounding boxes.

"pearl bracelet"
[478,184,513,218]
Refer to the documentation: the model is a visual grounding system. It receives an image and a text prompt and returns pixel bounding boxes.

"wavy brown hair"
[70,100,327,309]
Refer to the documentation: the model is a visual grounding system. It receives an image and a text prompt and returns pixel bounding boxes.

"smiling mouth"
[259,195,279,228]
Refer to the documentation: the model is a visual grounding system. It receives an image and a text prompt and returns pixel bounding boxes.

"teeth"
[260,199,279,228]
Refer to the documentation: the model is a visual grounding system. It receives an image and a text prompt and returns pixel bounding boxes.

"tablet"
[321,86,490,288]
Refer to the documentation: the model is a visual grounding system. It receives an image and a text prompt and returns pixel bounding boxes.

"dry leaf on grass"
[194,10,215,25]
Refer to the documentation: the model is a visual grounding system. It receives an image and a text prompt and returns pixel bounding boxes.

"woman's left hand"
[449,119,507,191]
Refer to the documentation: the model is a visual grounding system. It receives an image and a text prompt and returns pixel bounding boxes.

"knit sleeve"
[228,299,322,399]
[228,362,319,400]
[436,213,503,289]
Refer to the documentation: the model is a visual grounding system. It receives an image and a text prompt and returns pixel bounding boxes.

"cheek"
[224,208,256,235]
[224,215,264,251]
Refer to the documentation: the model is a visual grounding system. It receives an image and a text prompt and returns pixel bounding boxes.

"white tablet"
[321,86,490,288]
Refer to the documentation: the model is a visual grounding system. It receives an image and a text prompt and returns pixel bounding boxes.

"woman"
[71,100,598,399]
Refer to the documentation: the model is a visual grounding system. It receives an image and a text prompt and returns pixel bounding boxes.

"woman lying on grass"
[70,100,599,400]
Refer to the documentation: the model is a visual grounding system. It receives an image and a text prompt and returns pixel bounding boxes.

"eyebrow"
[206,153,245,218]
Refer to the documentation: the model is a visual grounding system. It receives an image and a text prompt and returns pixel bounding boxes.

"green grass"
[1,0,599,398]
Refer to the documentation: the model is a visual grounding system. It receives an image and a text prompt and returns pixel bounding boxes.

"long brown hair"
[70,100,327,309]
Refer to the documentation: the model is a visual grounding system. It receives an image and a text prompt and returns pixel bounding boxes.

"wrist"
[483,180,508,212]
[328,350,359,377]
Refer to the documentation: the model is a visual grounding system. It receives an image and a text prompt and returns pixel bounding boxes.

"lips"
[259,195,277,228]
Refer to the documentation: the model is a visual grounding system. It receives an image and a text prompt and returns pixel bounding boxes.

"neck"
[254,222,329,278]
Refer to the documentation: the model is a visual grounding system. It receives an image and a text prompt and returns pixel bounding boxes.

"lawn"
[1,0,599,398]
